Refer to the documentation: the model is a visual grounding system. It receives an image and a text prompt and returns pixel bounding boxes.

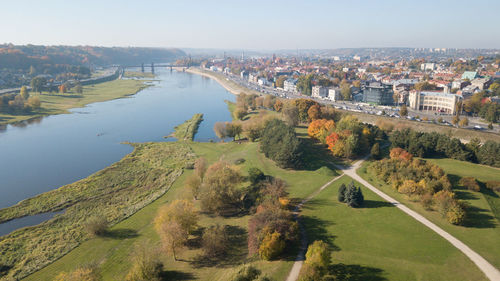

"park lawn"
[0,79,149,126]
[24,140,338,281]
[358,160,500,270]
[301,175,487,281]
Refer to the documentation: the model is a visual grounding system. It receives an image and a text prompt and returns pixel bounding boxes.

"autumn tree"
[20,86,29,100]
[75,83,83,94]
[371,142,381,159]
[340,82,352,101]
[226,122,242,140]
[59,84,67,94]
[154,200,198,259]
[200,161,242,215]
[459,117,469,127]
[400,104,408,116]
[307,119,335,144]
[194,157,207,179]
[299,240,331,281]
[282,102,299,126]
[201,224,228,258]
[452,115,460,126]
[213,122,227,140]
[30,77,46,93]
[274,99,283,112]
[307,104,321,121]
[186,174,202,199]
[125,242,163,281]
[27,96,41,109]
[275,76,287,88]
[259,231,285,260]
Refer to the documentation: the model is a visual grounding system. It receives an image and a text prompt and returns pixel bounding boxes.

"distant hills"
[0,44,186,71]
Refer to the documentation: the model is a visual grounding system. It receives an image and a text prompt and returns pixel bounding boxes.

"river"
[0,68,235,234]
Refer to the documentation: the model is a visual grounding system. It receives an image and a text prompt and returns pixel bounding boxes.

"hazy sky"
[1,0,499,49]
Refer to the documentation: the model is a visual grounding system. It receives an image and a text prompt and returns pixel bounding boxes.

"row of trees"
[368,148,467,225]
[390,128,500,167]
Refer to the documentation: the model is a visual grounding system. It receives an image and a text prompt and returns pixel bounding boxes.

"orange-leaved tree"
[308,119,335,143]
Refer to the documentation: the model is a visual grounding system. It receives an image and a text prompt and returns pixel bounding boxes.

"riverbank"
[186,67,261,96]
[0,79,151,126]
[0,141,195,280]
[168,113,204,141]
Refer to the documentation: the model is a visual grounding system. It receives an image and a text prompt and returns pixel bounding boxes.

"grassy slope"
[24,141,337,281]
[301,175,487,281]
[0,79,148,125]
[358,159,500,270]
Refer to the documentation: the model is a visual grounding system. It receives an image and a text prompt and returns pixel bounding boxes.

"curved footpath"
[286,160,500,281]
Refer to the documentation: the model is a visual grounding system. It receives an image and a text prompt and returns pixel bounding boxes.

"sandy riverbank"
[185,67,261,96]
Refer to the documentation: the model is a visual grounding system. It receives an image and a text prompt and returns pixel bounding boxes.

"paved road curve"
[286,160,500,281]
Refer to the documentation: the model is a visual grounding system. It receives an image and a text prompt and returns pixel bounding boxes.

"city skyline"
[1,0,499,49]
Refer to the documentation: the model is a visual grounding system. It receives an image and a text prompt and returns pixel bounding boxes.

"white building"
[328,87,342,101]
[284,78,298,92]
[420,63,436,71]
[257,77,268,86]
[312,86,328,98]
[408,91,461,114]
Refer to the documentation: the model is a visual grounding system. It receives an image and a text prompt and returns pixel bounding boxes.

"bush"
[259,231,285,260]
[305,240,331,269]
[84,217,108,237]
[371,142,381,160]
[233,265,261,281]
[446,202,467,225]
[459,177,480,192]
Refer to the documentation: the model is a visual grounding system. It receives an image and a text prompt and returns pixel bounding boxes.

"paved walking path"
[286,159,500,281]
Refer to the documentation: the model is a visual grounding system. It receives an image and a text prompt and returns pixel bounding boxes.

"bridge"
[123,63,189,74]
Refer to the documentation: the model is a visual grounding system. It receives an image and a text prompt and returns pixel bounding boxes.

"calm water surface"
[0,69,234,210]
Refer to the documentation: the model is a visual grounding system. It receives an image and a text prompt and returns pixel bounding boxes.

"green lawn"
[358,159,500,270]
[0,79,149,125]
[301,175,487,281]
[24,140,338,281]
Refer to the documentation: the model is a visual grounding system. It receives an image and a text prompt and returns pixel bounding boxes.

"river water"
[0,69,234,216]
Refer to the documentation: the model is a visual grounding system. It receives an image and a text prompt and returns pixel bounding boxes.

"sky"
[1,0,499,50]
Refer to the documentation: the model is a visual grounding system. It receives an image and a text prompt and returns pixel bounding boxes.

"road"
[285,160,500,281]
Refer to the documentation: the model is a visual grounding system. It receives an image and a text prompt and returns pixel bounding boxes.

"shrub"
[259,231,285,260]
[84,217,108,237]
[371,142,381,160]
[304,240,331,269]
[446,202,467,225]
[459,177,480,192]
[233,265,261,281]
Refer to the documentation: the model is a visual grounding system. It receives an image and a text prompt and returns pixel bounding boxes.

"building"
[420,63,436,71]
[362,82,394,105]
[257,77,269,86]
[328,87,342,101]
[312,85,328,98]
[408,91,461,114]
[461,71,478,80]
[451,80,469,90]
[470,77,491,90]
[283,78,298,92]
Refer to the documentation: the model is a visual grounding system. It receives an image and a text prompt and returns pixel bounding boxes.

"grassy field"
[0,142,194,280]
[23,140,338,281]
[0,79,149,126]
[123,71,156,78]
[358,159,500,270]
[301,175,487,281]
